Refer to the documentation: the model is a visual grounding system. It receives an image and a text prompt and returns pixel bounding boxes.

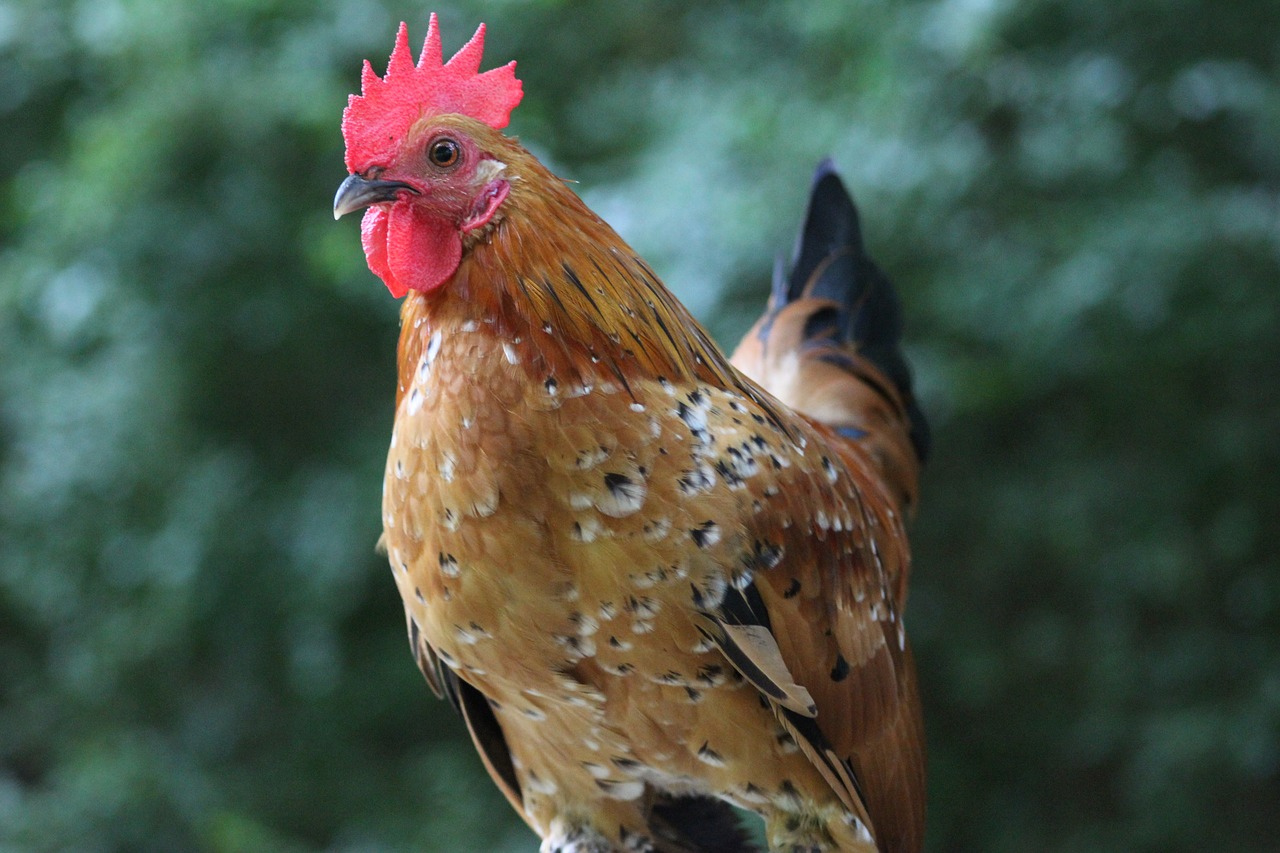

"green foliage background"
[2,1,1276,850]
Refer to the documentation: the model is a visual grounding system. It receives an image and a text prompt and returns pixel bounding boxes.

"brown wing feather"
[454,676,536,833]
[752,441,924,853]
[726,292,927,852]
[407,602,536,832]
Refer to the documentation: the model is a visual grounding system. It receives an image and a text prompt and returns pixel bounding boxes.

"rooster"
[333,16,928,853]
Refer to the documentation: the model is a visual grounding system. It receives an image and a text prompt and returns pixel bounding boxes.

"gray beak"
[333,174,419,220]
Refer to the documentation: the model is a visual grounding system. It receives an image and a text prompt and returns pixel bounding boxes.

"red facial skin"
[356,118,510,297]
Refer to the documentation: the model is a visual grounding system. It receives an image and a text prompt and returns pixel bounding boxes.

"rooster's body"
[336,18,928,853]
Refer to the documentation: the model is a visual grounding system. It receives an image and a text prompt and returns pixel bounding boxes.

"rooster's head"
[334,14,523,297]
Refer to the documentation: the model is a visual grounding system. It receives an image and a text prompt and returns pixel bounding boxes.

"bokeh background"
[2,0,1277,851]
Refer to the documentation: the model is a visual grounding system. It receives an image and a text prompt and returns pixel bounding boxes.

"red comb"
[342,14,523,172]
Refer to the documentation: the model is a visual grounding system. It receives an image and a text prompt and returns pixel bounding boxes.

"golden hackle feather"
[394,117,790,429]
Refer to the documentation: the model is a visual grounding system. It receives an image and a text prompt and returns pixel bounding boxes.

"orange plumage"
[336,17,928,853]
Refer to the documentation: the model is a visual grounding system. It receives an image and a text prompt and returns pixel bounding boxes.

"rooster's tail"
[731,160,929,513]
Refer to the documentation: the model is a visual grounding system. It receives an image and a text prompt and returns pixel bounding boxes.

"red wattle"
[360,203,462,298]
[360,207,404,297]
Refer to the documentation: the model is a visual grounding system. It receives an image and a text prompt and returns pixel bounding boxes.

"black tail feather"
[786,158,865,294]
[780,160,931,463]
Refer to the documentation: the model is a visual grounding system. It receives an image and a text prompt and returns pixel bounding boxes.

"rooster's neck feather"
[475,163,728,388]
[398,150,789,434]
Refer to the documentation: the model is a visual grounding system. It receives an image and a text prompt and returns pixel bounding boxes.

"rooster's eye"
[428,138,461,168]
